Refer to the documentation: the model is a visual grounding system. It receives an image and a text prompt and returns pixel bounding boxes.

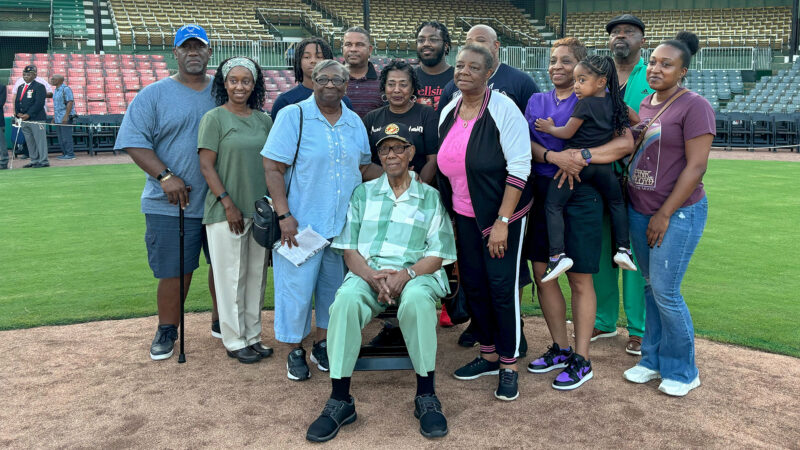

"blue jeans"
[628,196,707,383]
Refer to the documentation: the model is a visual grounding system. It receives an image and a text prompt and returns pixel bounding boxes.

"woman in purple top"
[523,38,634,391]
[622,32,714,397]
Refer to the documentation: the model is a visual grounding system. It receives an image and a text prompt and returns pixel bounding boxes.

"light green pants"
[592,215,646,337]
[327,273,445,379]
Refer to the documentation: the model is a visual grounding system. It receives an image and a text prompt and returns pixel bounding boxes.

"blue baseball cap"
[174,24,209,47]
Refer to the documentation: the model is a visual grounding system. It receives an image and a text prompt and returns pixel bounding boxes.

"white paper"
[275,226,330,267]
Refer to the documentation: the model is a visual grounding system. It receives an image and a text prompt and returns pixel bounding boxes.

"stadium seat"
[773,113,798,148]
[751,113,775,147]
[729,112,753,147]
[713,113,730,147]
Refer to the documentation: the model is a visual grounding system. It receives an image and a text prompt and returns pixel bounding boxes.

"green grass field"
[0,161,798,357]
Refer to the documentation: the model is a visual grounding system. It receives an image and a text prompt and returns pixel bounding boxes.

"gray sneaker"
[150,324,178,360]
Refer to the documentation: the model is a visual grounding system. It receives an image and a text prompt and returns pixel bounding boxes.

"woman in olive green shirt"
[198,57,274,364]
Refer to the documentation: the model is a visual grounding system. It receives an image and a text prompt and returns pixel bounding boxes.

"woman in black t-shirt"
[362,59,438,185]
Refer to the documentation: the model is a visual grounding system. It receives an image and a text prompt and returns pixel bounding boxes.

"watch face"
[581,148,592,160]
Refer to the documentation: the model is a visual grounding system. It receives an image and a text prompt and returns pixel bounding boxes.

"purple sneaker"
[527,343,573,374]
[552,354,593,390]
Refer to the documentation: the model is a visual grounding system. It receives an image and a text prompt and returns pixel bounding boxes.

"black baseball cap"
[375,123,412,147]
[606,14,645,34]
[23,65,37,72]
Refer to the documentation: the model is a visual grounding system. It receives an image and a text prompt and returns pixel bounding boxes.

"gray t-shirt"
[114,77,216,218]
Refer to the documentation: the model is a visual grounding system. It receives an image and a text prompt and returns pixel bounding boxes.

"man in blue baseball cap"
[115,24,221,361]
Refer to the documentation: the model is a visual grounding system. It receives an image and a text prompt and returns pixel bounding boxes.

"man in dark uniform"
[14,65,49,168]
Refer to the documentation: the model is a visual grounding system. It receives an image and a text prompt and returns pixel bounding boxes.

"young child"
[535,55,638,283]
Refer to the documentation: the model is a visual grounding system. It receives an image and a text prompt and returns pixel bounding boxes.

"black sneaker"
[227,346,262,364]
[287,347,311,381]
[149,324,178,361]
[494,368,519,401]
[457,329,478,347]
[552,353,594,391]
[453,357,500,380]
[211,320,222,339]
[414,394,448,438]
[367,322,404,347]
[250,342,274,358]
[306,396,357,442]
[541,253,574,283]
[311,340,329,372]
[528,342,573,373]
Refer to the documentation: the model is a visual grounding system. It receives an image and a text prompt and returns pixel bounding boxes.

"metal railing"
[208,39,296,68]
[255,9,284,38]
[502,46,551,71]
[456,17,540,46]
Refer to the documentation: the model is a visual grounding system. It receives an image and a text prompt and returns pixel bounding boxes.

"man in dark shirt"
[15,65,49,168]
[439,25,539,113]
[414,21,454,110]
[343,27,383,117]
[0,83,7,169]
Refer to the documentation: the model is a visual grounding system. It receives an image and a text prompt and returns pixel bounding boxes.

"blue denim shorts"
[144,213,210,279]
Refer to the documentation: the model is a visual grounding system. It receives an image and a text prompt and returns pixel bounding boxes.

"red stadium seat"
[69,77,87,86]
[134,55,149,60]
[104,60,120,68]
[124,92,138,102]
[105,68,120,76]
[122,60,136,69]
[153,62,167,69]
[87,92,106,101]
[106,83,123,92]
[72,91,85,100]
[150,55,164,61]
[155,70,170,78]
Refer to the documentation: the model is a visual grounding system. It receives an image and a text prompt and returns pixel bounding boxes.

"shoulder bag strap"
[285,105,303,197]
[624,88,689,176]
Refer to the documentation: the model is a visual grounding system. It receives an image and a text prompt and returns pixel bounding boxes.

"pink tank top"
[438,116,477,217]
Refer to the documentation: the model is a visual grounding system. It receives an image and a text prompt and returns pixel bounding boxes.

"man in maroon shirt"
[343,27,383,117]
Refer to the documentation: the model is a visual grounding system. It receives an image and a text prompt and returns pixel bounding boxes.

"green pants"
[592,215,646,337]
[327,273,445,378]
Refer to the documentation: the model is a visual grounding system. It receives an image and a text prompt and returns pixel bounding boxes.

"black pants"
[454,214,525,359]
[545,163,629,256]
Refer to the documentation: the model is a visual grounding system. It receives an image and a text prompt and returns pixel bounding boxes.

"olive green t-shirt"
[198,106,272,224]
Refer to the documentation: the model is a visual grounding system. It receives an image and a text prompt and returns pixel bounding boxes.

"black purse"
[442,261,471,325]
[253,106,303,249]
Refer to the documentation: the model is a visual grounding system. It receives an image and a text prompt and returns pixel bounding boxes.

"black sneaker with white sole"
[149,324,178,360]
[541,254,574,283]
[311,340,330,372]
[453,357,500,380]
[494,369,519,401]
[211,320,222,339]
[414,394,448,438]
[306,396,357,442]
[287,347,311,381]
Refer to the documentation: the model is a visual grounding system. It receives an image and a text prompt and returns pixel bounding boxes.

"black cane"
[178,186,190,364]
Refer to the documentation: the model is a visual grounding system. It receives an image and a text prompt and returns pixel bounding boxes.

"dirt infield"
[2,312,798,449]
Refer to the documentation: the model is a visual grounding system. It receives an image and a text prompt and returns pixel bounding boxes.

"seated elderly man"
[305,123,457,443]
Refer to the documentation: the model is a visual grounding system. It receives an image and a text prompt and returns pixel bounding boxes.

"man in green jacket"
[592,14,653,356]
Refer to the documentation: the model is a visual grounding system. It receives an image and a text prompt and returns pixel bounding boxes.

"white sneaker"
[541,254,574,283]
[613,248,638,271]
[623,365,661,384]
[658,376,701,397]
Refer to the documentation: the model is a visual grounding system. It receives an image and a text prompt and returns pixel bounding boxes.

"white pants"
[206,219,268,351]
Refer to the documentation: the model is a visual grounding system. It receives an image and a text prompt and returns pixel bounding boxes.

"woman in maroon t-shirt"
[622,32,715,397]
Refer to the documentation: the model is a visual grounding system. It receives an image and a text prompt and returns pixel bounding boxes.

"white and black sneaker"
[311,340,330,372]
[287,347,311,381]
[541,254,574,283]
[613,248,638,271]
[211,320,222,339]
[149,324,178,360]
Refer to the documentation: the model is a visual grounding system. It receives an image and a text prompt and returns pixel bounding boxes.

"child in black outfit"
[535,55,639,282]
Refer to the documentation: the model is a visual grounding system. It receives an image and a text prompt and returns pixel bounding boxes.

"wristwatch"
[497,215,510,224]
[581,148,592,164]
[406,267,417,279]
[156,168,174,181]
[277,212,292,221]
[216,191,229,202]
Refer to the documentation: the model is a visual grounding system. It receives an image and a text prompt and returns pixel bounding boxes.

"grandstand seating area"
[52,0,88,40]
[546,7,791,49]
[724,59,800,114]
[311,0,543,49]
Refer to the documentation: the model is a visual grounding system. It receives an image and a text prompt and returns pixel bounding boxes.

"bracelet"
[216,191,229,202]
[543,150,550,163]
[156,168,173,181]
[277,212,292,221]
[159,173,173,183]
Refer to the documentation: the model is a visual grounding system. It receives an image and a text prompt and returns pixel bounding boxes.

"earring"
[381,94,388,102]
[410,95,417,103]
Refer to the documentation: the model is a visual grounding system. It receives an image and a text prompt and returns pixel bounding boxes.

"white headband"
[221,57,257,81]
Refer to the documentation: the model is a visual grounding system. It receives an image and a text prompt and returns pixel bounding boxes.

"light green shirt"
[623,57,654,114]
[198,106,272,224]
[332,172,457,291]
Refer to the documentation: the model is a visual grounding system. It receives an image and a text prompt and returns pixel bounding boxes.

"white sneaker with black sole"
[613,248,638,271]
[541,254,573,283]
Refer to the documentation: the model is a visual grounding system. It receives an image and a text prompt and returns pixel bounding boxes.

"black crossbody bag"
[253,106,303,248]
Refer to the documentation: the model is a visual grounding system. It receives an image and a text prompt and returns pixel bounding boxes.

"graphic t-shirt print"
[631,118,662,192]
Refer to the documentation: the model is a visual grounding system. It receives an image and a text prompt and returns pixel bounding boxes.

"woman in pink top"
[437,45,532,401]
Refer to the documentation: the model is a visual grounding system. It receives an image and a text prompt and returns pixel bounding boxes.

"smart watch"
[277,212,292,221]
[216,191,229,202]
[581,148,592,164]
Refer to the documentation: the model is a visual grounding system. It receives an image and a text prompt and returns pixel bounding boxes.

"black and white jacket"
[437,89,533,238]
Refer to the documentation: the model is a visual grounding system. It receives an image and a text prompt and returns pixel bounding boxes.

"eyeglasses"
[315,76,346,86]
[377,144,411,156]
[416,37,443,45]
